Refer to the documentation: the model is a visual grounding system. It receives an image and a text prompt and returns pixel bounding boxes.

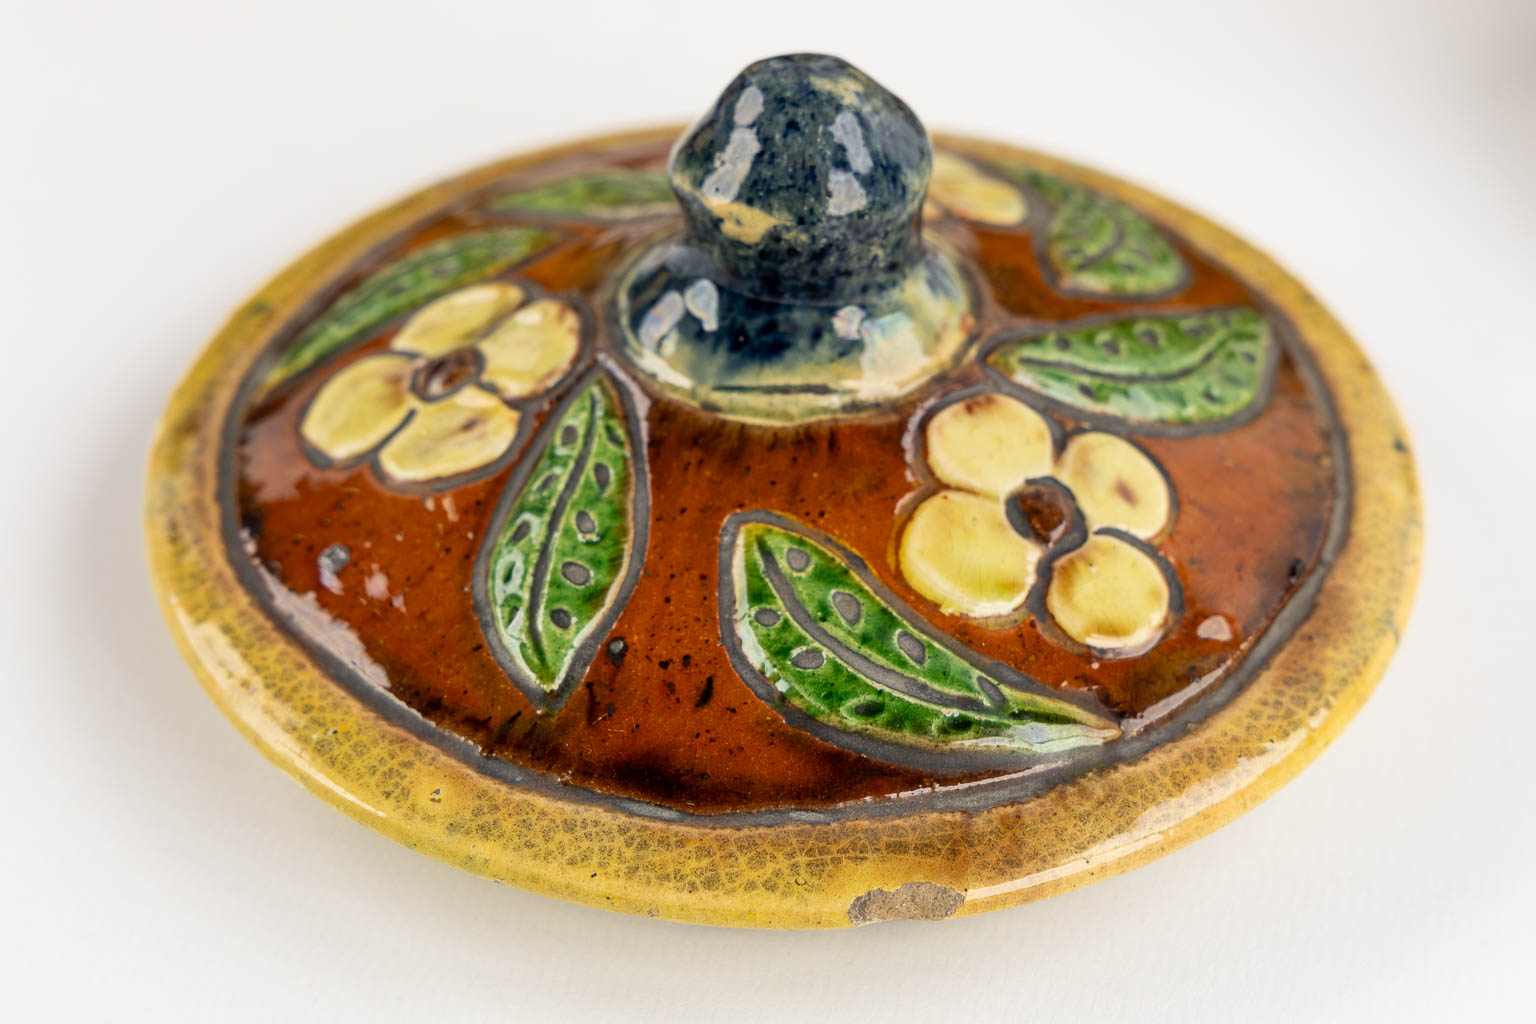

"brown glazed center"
[233,139,1339,815]
[1010,480,1078,546]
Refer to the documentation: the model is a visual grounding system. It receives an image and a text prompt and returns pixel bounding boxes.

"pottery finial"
[668,53,931,302]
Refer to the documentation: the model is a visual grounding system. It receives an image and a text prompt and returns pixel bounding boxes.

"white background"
[4,1,1533,1020]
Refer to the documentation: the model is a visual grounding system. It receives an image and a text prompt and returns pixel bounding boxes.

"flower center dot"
[1012,482,1074,545]
[412,347,483,400]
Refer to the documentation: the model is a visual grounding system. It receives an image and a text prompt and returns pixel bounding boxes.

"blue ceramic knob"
[617,54,975,423]
[668,54,931,303]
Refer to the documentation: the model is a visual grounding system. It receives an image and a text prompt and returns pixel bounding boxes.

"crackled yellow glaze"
[147,128,1420,928]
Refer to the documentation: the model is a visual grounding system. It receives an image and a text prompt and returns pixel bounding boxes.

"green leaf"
[1010,167,1186,297]
[262,227,556,393]
[489,169,675,218]
[988,308,1273,428]
[725,516,1118,765]
[482,371,643,707]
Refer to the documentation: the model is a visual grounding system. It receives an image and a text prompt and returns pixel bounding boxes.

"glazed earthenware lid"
[147,55,1419,927]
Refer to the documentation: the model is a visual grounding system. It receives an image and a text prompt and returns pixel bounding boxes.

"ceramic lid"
[146,54,1420,927]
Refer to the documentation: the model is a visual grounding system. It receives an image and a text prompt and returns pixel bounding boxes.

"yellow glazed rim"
[145,128,1422,929]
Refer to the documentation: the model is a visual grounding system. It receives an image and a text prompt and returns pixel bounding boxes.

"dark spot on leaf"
[790,648,825,670]
[561,561,592,586]
[847,698,884,719]
[575,510,597,535]
[550,608,573,629]
[830,590,861,626]
[753,607,782,627]
[895,630,927,665]
[785,548,811,572]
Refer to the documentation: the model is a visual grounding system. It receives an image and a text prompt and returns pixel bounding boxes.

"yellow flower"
[923,152,1028,226]
[899,391,1175,655]
[299,282,580,485]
